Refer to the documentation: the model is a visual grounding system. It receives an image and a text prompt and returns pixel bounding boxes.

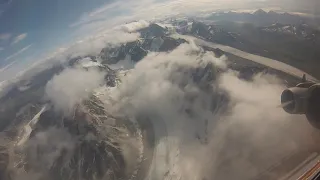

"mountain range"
[207,9,320,27]
[0,10,316,180]
[170,12,320,79]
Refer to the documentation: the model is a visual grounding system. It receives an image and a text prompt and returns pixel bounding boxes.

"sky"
[0,0,319,82]
[0,0,113,65]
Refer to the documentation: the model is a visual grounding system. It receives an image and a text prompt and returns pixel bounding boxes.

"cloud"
[38,29,140,65]
[120,20,150,32]
[66,30,140,58]
[11,33,27,45]
[45,67,105,114]
[0,47,3,51]
[101,43,312,180]
[69,1,126,28]
[22,127,76,174]
[0,33,11,41]
[71,0,268,32]
[0,60,16,72]
[0,29,138,100]
[3,44,32,62]
[67,0,272,40]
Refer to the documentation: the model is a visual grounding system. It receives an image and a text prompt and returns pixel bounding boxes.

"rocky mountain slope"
[0,22,192,180]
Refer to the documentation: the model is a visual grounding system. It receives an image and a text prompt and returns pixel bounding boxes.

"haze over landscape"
[0,0,320,180]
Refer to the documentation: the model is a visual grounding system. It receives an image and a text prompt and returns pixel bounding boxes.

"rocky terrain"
[0,22,194,180]
[167,10,320,79]
[99,23,187,65]
[0,11,317,180]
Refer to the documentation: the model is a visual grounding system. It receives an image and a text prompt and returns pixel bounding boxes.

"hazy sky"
[0,0,319,81]
[0,0,113,65]
[268,0,320,14]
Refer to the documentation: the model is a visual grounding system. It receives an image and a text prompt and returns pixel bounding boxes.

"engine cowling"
[306,84,320,129]
[281,87,308,114]
[281,83,320,129]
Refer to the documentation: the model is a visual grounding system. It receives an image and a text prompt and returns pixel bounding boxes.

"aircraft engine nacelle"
[281,83,320,129]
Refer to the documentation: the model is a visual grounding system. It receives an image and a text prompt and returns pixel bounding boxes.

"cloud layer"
[70,0,271,39]
[102,43,314,180]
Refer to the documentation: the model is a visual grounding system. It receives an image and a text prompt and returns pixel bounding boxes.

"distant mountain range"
[260,23,320,41]
[207,9,320,27]
[169,13,320,79]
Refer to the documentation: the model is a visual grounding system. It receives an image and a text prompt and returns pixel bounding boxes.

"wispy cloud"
[0,0,12,17]
[69,1,125,28]
[0,47,4,51]
[72,0,263,27]
[4,44,32,62]
[11,33,28,45]
[0,60,16,72]
[56,29,140,59]
[0,33,11,40]
[70,0,268,38]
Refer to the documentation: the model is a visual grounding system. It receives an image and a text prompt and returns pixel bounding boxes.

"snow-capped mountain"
[261,23,320,41]
[99,23,187,65]
[207,9,318,26]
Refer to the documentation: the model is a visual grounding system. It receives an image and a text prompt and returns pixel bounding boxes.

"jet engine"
[281,79,320,129]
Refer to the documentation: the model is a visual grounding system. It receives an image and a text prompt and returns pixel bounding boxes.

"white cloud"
[3,44,32,62]
[120,20,150,32]
[11,33,27,45]
[101,43,311,180]
[0,47,4,51]
[66,30,140,58]
[0,28,138,99]
[71,0,269,36]
[45,67,106,114]
[65,0,271,55]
